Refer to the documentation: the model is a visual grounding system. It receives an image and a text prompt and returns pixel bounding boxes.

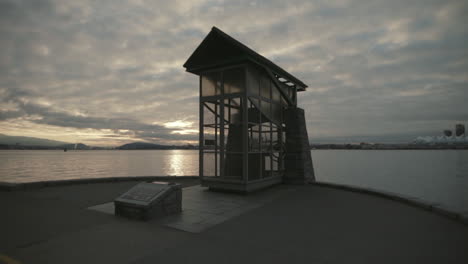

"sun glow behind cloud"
[164,120,198,135]
[164,120,193,129]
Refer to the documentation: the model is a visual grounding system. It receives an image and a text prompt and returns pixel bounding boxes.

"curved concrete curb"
[0,176,198,191]
[311,181,468,226]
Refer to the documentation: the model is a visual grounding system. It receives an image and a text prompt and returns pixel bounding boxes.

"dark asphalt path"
[1,179,467,264]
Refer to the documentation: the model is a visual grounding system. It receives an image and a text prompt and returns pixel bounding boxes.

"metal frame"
[184,27,309,192]
[199,62,292,192]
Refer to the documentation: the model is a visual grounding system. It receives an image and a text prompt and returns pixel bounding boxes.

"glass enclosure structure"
[184,27,308,191]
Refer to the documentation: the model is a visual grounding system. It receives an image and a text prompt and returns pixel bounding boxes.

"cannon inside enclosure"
[184,27,314,192]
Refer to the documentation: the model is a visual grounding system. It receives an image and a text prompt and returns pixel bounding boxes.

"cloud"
[0,0,467,144]
[0,86,196,144]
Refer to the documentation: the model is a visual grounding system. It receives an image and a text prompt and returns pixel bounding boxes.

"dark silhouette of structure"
[455,124,465,137]
[443,130,452,137]
[184,27,314,192]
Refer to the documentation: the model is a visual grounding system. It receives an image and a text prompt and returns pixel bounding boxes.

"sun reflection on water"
[166,150,185,176]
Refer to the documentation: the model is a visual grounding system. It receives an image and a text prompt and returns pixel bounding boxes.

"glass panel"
[223,124,229,148]
[203,102,215,126]
[248,98,261,124]
[288,86,294,99]
[282,130,286,145]
[261,123,271,152]
[248,153,262,181]
[264,155,272,173]
[249,125,261,152]
[271,81,281,104]
[224,67,244,94]
[203,126,216,149]
[230,99,241,124]
[203,152,216,176]
[224,97,243,155]
[247,66,260,97]
[224,99,230,124]
[224,153,243,180]
[225,123,243,153]
[201,72,221,97]
[272,126,279,151]
[281,94,288,106]
[259,100,271,123]
[272,154,278,171]
[260,73,270,99]
[271,102,281,125]
[216,152,221,176]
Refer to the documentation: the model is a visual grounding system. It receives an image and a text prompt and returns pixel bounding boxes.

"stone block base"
[114,182,182,221]
[284,107,315,184]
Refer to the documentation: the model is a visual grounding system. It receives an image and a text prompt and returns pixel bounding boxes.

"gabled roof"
[183,27,307,91]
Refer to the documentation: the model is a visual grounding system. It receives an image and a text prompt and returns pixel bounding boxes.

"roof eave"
[211,27,308,90]
[184,26,308,91]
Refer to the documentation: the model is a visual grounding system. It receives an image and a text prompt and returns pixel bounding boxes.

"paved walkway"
[90,185,296,233]
[1,179,467,264]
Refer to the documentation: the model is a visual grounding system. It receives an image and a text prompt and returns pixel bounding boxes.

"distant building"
[443,130,452,137]
[455,124,465,137]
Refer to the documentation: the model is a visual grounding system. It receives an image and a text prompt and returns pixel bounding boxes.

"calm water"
[0,149,467,215]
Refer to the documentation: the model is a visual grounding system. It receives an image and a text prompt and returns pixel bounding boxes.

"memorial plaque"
[114,182,182,220]
[120,184,168,204]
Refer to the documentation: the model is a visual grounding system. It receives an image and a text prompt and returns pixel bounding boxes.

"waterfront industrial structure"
[415,123,467,144]
[456,123,465,137]
[184,27,314,192]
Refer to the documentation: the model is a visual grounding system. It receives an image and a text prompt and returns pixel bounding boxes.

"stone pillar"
[283,107,315,184]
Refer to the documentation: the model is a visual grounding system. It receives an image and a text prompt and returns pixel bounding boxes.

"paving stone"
[162,185,293,233]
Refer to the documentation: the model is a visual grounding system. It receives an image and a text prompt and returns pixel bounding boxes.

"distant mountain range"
[0,134,93,150]
[0,134,197,150]
[117,142,197,150]
[0,133,70,147]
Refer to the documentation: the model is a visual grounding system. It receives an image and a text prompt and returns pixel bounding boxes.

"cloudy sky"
[0,0,467,146]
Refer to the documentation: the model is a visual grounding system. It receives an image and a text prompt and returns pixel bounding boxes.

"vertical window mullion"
[220,72,225,178]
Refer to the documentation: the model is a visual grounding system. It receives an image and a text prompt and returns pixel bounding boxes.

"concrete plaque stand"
[114,182,182,220]
[284,107,315,184]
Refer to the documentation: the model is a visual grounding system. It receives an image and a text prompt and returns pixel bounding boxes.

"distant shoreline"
[1,144,468,150]
[0,143,197,150]
[310,143,468,150]
[0,146,197,150]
